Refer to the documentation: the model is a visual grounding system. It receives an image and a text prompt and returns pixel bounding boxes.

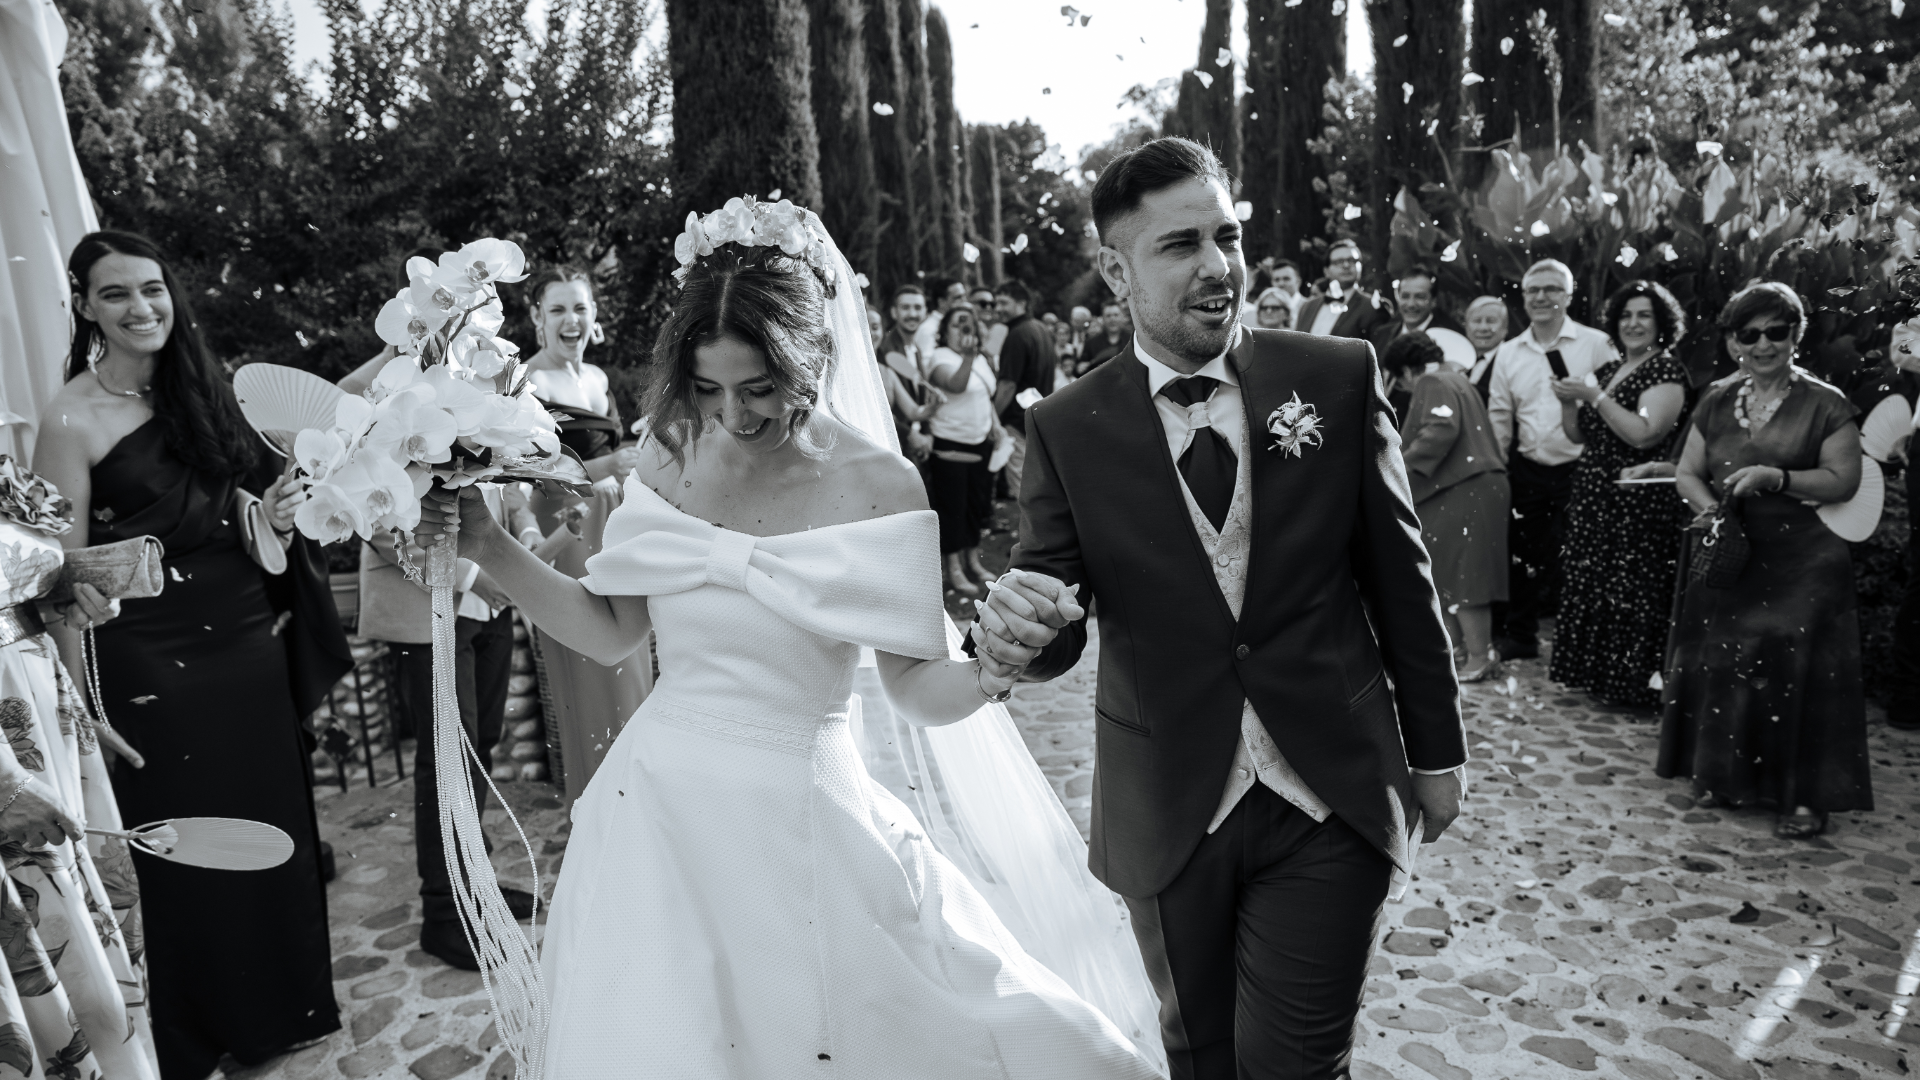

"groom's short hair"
[1091,137,1233,247]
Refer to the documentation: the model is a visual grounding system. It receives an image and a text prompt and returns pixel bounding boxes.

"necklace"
[1733,371,1795,432]
[90,357,152,398]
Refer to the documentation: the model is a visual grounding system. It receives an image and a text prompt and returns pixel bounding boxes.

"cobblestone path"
[245,607,1919,1079]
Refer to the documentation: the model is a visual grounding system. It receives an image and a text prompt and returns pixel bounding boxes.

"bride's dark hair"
[642,245,837,465]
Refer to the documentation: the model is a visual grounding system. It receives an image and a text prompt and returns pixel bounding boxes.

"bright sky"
[283,0,1371,165]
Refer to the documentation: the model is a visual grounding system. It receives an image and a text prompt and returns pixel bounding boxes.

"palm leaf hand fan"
[88,817,294,870]
[233,363,347,458]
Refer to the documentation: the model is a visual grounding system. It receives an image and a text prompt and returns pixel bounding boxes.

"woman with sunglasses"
[1657,282,1870,839]
[1252,287,1293,330]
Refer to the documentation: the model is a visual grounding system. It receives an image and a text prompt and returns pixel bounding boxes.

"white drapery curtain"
[0,0,98,461]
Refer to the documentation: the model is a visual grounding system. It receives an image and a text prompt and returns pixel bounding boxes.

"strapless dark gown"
[89,418,347,1078]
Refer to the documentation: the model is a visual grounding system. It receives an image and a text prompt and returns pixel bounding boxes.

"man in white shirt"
[1485,258,1617,659]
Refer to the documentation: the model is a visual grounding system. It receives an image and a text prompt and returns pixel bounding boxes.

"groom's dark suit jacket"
[1011,327,1466,899]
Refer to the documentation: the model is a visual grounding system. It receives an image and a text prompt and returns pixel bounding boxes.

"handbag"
[1686,498,1750,590]
[233,486,290,576]
[44,536,166,602]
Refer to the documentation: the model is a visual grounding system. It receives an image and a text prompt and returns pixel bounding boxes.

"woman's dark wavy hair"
[67,230,258,476]
[1602,279,1687,353]
[1380,331,1446,380]
[641,245,837,466]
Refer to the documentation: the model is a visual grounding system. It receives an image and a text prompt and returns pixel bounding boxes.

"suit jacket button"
[1235,645,1250,660]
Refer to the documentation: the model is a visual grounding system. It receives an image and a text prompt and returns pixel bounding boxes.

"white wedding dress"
[537,477,1160,1078]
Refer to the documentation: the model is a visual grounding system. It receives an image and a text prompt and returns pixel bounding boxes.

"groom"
[971,138,1466,1079]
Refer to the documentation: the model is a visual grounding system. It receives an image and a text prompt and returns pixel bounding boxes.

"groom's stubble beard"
[1129,255,1246,368]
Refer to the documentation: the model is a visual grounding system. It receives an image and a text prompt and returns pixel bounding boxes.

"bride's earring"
[589,323,605,345]
[85,330,107,372]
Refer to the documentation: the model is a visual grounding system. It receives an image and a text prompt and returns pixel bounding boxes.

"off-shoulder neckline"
[626,475,935,540]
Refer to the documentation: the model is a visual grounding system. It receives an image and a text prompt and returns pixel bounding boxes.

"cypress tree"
[970,123,1004,286]
[958,121,977,285]
[863,0,916,294]
[805,0,880,281]
[926,7,966,276]
[1244,0,1345,263]
[668,0,821,219]
[1469,0,1596,184]
[897,0,938,276]
[1369,0,1462,257]
[1172,0,1241,181]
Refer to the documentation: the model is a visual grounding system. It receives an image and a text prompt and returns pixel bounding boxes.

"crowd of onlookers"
[872,246,1920,843]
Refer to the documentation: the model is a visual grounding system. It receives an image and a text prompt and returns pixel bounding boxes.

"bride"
[414,200,1164,1078]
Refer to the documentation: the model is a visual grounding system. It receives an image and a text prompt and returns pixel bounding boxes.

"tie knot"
[1161,375,1218,409]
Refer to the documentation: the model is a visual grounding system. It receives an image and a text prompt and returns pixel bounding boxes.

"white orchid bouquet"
[285,238,588,553]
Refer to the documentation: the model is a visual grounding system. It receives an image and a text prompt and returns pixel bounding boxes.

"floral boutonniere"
[1266,393,1325,458]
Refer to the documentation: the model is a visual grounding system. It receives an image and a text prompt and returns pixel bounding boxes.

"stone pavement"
[242,624,1920,1080]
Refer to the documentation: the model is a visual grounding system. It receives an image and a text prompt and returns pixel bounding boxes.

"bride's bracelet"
[0,776,34,817]
[974,660,1014,705]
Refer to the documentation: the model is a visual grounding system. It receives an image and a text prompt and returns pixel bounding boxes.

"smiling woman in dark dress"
[34,231,349,1079]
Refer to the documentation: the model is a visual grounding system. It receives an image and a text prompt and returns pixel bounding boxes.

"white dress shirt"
[1308,299,1345,337]
[455,485,507,620]
[1486,317,1617,466]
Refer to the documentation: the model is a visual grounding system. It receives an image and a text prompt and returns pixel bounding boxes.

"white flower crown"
[672,195,837,290]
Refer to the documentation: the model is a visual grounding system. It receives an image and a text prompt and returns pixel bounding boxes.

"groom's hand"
[1410,769,1464,843]
[986,569,1084,630]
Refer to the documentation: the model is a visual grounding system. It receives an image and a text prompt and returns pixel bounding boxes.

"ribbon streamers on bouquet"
[242,238,588,1078]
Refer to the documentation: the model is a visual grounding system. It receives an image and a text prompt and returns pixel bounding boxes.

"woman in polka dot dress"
[1546,281,1694,707]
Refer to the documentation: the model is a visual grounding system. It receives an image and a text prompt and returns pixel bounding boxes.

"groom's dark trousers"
[1003,328,1465,1079]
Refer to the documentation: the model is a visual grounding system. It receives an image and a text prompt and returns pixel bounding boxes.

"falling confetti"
[1500,36,1515,55]
[1402,82,1415,103]
[1194,71,1215,89]
[1618,244,1638,266]
[1696,140,1724,157]
[1342,204,1363,220]
[963,242,980,264]
[1530,220,1552,236]
[872,102,895,116]
[1440,240,1461,262]
[1462,72,1484,86]
[1234,200,1253,221]
[131,695,159,704]
[1216,47,1233,67]
[1010,233,1030,255]
[1392,34,1408,47]
[1431,404,1454,417]
[1042,87,1052,94]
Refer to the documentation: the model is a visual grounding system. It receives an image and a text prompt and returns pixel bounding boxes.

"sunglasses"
[1258,305,1285,313]
[1733,325,1794,344]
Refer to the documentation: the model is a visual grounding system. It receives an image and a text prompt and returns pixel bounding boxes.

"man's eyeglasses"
[1329,257,1360,267]
[1522,286,1566,298]
[1733,324,1795,344]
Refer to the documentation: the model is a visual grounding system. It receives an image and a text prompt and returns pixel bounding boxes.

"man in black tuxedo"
[971,138,1466,1079]
[1294,238,1394,341]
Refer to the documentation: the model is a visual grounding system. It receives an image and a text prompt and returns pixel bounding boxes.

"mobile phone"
[1546,349,1569,379]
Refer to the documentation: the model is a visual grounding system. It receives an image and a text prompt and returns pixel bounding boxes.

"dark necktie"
[1160,375,1236,532]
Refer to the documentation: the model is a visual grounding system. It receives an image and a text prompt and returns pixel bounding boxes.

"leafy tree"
[1245,0,1345,264]
[976,121,1095,313]
[1368,0,1463,260]
[806,0,881,280]
[926,8,968,280]
[969,123,1005,285]
[863,0,917,294]
[667,0,821,222]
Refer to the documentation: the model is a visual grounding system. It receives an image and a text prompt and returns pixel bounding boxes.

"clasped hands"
[971,569,1084,694]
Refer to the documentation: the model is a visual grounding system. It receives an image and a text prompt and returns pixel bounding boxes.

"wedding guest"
[1253,288,1292,330]
[1370,263,1462,358]
[1463,295,1512,401]
[1052,319,1079,386]
[1660,282,1869,839]
[1485,258,1616,660]
[1295,239,1393,340]
[1077,299,1133,375]
[520,267,652,802]
[994,279,1056,496]
[914,277,967,360]
[926,306,999,597]
[1271,258,1306,323]
[1240,264,1272,325]
[867,305,884,350]
[1382,333,1508,680]
[1069,305,1093,354]
[971,285,1008,364]
[0,457,157,1076]
[1548,281,1691,708]
[36,230,349,1077]
[881,285,937,467]
[1886,315,1920,730]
